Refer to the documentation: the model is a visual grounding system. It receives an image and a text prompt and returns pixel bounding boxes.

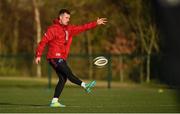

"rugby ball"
[93,56,108,67]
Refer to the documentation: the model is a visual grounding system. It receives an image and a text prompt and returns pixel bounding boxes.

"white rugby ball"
[93,56,108,67]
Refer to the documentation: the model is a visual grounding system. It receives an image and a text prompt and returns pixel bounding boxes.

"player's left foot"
[50,102,66,107]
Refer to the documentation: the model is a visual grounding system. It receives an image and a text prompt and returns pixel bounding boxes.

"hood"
[53,18,60,24]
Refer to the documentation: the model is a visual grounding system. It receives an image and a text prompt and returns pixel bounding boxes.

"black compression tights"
[48,58,82,98]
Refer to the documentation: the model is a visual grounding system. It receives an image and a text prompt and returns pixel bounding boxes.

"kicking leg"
[57,59,96,93]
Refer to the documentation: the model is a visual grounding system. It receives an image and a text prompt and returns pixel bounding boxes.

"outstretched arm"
[70,17,107,36]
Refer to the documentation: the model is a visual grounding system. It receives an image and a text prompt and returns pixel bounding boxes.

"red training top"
[36,18,97,60]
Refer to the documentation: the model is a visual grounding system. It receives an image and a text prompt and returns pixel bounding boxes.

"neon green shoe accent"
[50,102,66,107]
[85,81,96,93]
[85,87,92,93]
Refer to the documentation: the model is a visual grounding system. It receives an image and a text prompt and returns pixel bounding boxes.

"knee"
[58,76,66,84]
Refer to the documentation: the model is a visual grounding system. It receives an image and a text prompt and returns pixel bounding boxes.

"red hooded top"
[35,19,97,60]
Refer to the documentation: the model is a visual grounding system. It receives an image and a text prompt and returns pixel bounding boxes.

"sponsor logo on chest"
[56,53,61,56]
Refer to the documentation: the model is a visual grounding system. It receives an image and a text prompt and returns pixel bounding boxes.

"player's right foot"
[50,102,66,107]
[85,81,96,93]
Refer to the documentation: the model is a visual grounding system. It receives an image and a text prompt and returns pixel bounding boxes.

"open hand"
[97,18,107,25]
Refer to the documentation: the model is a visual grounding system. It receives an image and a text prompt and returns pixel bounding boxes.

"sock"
[81,82,86,88]
[51,98,58,103]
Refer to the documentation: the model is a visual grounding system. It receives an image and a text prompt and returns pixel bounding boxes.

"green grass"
[0,77,179,113]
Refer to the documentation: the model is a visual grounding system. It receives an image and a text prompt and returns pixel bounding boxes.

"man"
[35,9,107,107]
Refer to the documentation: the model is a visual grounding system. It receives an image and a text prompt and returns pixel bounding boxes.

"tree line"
[0,0,159,83]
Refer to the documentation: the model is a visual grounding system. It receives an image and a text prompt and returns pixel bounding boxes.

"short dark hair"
[58,9,70,16]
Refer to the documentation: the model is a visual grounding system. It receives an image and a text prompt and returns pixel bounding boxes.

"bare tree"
[32,0,42,78]
[127,0,159,83]
[12,0,20,55]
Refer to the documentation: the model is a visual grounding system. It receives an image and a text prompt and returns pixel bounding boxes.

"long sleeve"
[70,21,97,36]
[35,28,54,58]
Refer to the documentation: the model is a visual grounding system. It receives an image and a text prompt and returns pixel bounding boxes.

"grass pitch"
[0,77,179,113]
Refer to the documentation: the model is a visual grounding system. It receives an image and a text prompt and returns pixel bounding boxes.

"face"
[59,13,70,25]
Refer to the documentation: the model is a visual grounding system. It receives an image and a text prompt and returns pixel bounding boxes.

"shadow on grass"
[0,102,47,107]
